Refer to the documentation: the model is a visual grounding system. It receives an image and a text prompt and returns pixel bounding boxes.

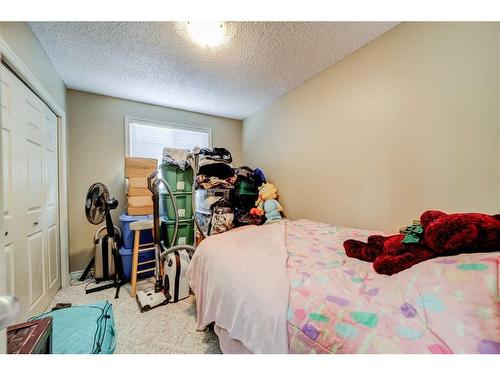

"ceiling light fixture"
[185,22,226,48]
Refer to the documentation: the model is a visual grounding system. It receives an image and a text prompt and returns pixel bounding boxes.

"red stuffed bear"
[343,210,500,275]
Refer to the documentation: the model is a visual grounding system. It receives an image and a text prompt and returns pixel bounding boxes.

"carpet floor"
[48,276,222,354]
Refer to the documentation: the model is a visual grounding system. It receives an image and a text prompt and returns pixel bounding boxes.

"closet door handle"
[33,221,39,227]
[4,231,8,236]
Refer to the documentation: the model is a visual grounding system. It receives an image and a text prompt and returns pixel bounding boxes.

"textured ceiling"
[29,22,398,119]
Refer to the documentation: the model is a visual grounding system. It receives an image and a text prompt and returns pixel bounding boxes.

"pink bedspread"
[286,220,500,354]
[187,222,290,353]
[187,219,499,354]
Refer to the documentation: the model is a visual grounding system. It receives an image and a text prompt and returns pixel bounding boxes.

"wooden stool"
[130,219,156,297]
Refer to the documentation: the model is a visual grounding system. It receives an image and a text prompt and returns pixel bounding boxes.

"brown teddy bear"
[343,210,500,275]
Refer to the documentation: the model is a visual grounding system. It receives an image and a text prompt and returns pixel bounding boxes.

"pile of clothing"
[163,147,191,170]
[195,148,266,235]
[196,148,236,189]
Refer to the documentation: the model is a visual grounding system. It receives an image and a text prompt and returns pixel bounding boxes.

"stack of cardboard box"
[125,157,157,215]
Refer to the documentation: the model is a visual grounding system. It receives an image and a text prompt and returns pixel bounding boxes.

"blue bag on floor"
[30,300,116,354]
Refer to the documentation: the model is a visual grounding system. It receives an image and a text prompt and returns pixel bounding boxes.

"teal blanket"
[30,300,116,354]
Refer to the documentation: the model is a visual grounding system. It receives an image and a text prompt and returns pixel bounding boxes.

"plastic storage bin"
[161,218,195,247]
[119,247,155,281]
[119,213,154,249]
[160,192,193,220]
[159,163,193,193]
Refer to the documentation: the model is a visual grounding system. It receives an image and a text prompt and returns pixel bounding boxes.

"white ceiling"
[29,22,397,120]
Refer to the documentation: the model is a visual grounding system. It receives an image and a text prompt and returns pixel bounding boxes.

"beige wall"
[243,22,500,232]
[68,89,242,271]
[0,22,66,111]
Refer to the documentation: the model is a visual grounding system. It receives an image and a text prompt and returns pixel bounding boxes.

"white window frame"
[124,116,212,157]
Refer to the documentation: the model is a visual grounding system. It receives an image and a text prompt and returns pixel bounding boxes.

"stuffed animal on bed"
[343,210,500,275]
[250,183,283,223]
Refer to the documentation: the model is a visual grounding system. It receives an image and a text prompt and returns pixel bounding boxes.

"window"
[125,117,211,161]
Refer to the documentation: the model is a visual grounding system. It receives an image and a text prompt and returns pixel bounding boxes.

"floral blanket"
[286,220,500,354]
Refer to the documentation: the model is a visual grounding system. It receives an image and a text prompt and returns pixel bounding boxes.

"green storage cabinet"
[161,218,195,247]
[159,163,193,193]
[160,192,193,220]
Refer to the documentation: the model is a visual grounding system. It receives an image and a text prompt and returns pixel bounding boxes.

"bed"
[186,219,500,354]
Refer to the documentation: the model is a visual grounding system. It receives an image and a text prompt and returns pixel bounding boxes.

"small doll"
[250,183,283,223]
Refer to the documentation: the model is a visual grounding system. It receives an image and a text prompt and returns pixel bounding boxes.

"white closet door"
[44,108,60,298]
[1,65,60,322]
[1,66,21,304]
[21,84,48,318]
[1,65,20,352]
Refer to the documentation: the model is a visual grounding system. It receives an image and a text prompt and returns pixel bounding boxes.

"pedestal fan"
[79,183,125,298]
